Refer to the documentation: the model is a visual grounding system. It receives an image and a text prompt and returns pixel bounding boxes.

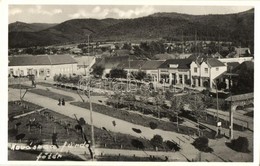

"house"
[190,58,227,88]
[8,55,77,78]
[158,59,193,86]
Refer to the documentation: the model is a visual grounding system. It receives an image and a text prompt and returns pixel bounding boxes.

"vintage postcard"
[1,0,259,165]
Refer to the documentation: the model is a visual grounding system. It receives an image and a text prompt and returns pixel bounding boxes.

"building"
[8,55,77,78]
[140,60,165,82]
[190,58,227,88]
[158,59,193,86]
[219,57,253,65]
[73,56,96,75]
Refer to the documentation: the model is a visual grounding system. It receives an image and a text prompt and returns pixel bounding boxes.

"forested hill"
[9,8,254,48]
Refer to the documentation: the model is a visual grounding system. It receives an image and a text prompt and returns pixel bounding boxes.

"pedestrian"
[58,98,61,106]
[62,98,65,106]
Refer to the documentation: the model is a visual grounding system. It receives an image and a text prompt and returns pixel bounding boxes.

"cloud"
[28,5,62,16]
[68,5,156,19]
[9,8,22,15]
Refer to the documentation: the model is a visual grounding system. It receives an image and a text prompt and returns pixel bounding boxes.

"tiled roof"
[141,60,165,70]
[158,59,193,69]
[206,58,226,67]
[9,55,77,66]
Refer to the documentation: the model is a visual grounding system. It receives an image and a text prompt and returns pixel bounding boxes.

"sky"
[8,5,253,24]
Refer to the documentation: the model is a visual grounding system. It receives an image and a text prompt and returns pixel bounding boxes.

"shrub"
[149,122,158,130]
[131,139,144,149]
[192,136,213,153]
[228,136,249,153]
[150,135,163,148]
[165,140,180,151]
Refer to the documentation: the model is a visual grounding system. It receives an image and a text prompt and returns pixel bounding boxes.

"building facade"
[8,55,77,79]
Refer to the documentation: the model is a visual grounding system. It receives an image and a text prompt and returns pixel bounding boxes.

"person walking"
[62,98,65,106]
[58,98,61,106]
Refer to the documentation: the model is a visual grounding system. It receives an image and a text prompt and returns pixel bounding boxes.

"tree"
[154,91,165,119]
[109,68,127,78]
[135,71,147,81]
[122,43,132,50]
[228,136,249,153]
[92,65,105,78]
[150,135,163,149]
[192,136,213,153]
[188,93,206,136]
[170,96,184,132]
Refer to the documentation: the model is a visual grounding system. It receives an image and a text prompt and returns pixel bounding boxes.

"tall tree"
[188,93,206,136]
[170,96,184,132]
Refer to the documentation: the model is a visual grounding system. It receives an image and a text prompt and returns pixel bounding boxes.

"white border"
[1,0,259,166]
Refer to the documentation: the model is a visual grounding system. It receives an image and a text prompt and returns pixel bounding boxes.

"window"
[194,67,198,73]
[216,67,219,71]
[204,68,208,73]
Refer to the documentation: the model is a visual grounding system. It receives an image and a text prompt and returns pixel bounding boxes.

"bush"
[165,140,180,151]
[150,135,163,148]
[149,122,158,130]
[192,137,213,153]
[227,136,249,153]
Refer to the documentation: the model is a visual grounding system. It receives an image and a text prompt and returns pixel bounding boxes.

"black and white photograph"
[1,0,259,164]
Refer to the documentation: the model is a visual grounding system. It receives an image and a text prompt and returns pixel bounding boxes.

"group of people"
[58,98,65,106]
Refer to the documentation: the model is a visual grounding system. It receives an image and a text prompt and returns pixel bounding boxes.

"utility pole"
[88,88,95,159]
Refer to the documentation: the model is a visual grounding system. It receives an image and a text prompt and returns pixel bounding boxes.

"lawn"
[38,82,105,96]
[71,101,215,138]
[8,102,178,153]
[29,89,74,101]
[9,84,33,89]
[8,101,43,118]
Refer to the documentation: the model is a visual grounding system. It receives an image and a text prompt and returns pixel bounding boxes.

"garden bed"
[8,104,178,152]
[29,89,74,101]
[8,100,43,118]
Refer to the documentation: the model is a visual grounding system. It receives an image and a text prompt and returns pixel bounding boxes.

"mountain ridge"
[9,8,254,48]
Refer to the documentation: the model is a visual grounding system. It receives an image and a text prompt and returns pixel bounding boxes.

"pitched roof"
[159,59,193,69]
[141,60,165,70]
[9,55,77,66]
[94,56,133,69]
[117,60,146,69]
[73,56,95,66]
[232,61,254,73]
[48,55,77,65]
[206,58,226,67]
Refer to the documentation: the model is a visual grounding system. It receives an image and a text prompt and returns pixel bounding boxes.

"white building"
[8,55,77,78]
[190,58,227,88]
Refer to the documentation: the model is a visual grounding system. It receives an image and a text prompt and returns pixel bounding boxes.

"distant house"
[8,55,77,78]
[227,47,251,58]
